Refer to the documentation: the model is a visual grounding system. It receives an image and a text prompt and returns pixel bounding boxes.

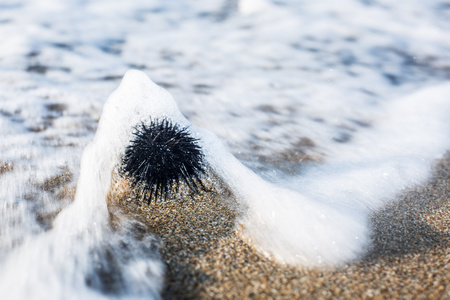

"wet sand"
[108,154,450,299]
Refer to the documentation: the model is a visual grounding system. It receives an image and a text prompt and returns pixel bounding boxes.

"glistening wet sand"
[108,154,450,299]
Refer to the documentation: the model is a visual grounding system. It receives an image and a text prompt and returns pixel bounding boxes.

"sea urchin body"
[120,118,205,204]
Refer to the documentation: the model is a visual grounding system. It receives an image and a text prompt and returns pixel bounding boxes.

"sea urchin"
[120,118,206,204]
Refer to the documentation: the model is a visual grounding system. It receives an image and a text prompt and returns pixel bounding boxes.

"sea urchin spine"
[120,118,206,204]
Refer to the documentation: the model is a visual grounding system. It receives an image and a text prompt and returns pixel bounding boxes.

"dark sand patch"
[34,168,75,230]
[0,160,14,175]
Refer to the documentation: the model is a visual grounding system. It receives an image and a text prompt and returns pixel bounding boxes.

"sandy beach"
[107,153,450,299]
[2,1,450,299]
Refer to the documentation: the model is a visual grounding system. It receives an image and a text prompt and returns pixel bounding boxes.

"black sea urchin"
[120,118,206,204]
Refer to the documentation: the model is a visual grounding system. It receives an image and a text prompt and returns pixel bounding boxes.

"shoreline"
[108,154,450,299]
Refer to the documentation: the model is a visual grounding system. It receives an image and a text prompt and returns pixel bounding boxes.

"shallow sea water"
[1,0,450,299]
